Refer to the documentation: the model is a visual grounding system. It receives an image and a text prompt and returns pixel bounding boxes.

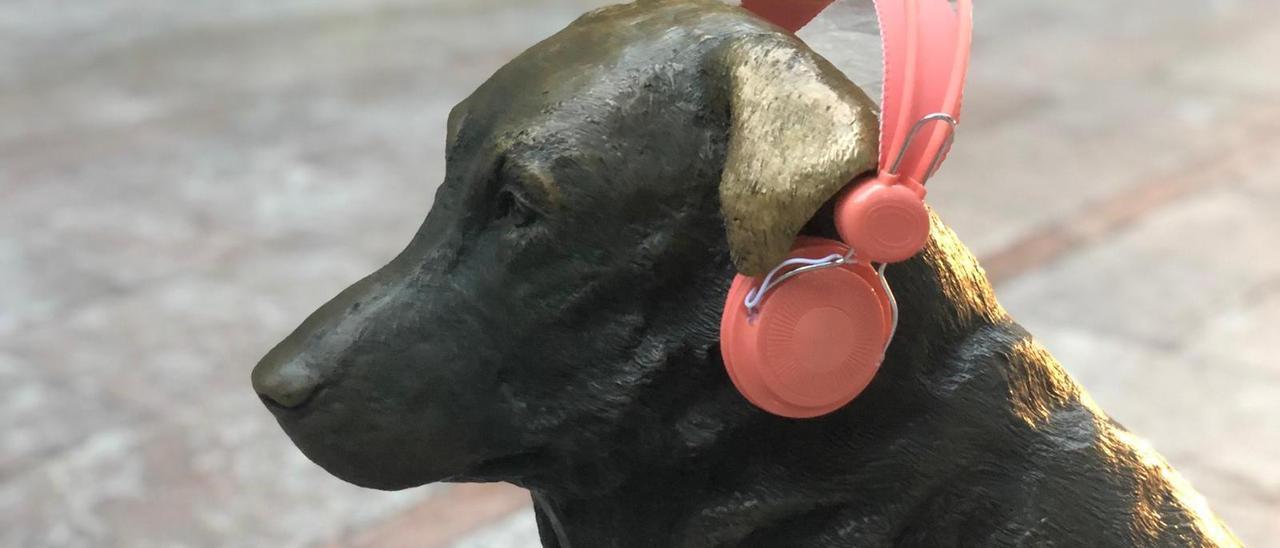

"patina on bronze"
[252,1,1238,545]
[718,29,878,275]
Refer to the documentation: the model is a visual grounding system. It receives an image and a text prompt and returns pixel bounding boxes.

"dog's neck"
[526,363,979,548]
[525,223,1017,547]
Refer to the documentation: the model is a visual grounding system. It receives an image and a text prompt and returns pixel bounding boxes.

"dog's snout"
[253,355,322,410]
[252,268,392,412]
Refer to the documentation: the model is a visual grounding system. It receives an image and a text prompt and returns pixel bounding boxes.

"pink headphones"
[722,0,974,418]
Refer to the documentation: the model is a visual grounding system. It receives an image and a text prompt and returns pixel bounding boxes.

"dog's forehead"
[450,1,773,151]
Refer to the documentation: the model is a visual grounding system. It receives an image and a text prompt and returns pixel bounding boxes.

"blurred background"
[1,0,1277,546]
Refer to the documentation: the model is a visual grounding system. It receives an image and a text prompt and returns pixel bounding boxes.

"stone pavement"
[0,0,1276,546]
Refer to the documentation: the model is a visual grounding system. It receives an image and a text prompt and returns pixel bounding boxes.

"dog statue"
[251,1,1239,545]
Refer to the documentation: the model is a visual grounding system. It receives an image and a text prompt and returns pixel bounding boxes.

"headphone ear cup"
[835,180,930,264]
[721,238,893,418]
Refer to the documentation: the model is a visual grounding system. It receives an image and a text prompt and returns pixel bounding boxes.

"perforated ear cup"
[835,180,930,264]
[721,238,893,418]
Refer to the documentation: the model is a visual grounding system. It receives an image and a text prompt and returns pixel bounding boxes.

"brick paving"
[1,0,1277,546]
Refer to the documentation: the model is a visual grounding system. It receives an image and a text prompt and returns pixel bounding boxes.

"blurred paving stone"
[450,509,541,548]
[1167,21,1280,97]
[0,352,143,481]
[338,484,533,548]
[0,389,430,547]
[999,183,1280,349]
[1188,289,1280,375]
[0,427,148,548]
[10,258,355,414]
[0,0,619,340]
[928,0,1280,256]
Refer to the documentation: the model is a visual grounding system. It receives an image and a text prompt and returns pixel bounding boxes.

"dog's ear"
[714,32,879,276]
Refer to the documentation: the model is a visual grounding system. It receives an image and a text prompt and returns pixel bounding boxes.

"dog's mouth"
[255,365,552,487]
[461,451,550,483]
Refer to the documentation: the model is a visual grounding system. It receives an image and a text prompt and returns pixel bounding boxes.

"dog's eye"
[493,188,537,228]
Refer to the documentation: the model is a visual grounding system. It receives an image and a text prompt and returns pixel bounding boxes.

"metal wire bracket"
[888,112,959,182]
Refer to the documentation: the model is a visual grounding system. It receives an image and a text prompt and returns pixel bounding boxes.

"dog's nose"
[252,355,322,409]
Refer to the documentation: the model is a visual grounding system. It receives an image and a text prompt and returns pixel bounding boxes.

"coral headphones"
[722,0,974,418]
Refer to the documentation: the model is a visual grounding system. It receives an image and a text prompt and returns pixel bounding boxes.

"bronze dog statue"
[252,1,1238,545]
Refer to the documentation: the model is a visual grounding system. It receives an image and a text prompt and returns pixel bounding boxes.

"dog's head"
[252,0,887,491]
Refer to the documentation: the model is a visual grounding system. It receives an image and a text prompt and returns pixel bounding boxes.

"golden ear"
[716,33,879,276]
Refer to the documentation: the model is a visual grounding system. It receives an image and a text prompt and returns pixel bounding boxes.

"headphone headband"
[743,0,974,188]
[880,0,973,187]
